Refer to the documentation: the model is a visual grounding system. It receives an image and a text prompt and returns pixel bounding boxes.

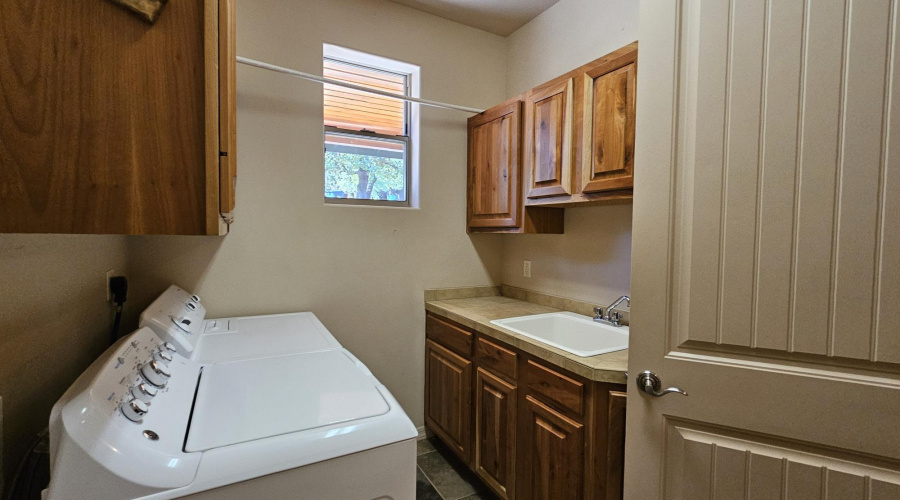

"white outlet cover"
[523,260,532,278]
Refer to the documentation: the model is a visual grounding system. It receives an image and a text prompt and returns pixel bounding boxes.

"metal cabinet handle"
[636,370,688,397]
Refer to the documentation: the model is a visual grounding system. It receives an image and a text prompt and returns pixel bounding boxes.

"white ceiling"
[387,0,562,36]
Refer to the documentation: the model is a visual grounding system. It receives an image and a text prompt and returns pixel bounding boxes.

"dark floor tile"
[416,466,442,500]
[417,437,446,456]
[417,448,486,500]
[459,491,500,500]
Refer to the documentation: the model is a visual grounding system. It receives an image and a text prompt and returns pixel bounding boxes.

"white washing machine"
[45,286,417,500]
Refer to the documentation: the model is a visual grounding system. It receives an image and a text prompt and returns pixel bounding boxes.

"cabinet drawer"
[426,314,474,357]
[475,336,518,382]
[523,359,585,417]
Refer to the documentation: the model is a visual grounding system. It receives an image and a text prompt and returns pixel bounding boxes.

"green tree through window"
[324,151,406,201]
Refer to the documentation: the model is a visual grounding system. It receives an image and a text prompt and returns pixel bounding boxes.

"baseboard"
[416,425,431,441]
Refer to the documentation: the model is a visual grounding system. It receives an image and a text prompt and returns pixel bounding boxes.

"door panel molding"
[674,341,900,377]
[668,0,900,364]
[664,418,900,499]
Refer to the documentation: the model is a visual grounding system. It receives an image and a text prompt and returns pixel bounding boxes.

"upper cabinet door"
[580,46,637,193]
[467,99,522,230]
[524,79,574,199]
[0,0,235,235]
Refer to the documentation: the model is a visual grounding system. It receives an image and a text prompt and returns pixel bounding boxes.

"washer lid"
[184,350,389,452]
[195,313,341,363]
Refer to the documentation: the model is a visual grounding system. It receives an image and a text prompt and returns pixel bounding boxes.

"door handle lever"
[636,370,688,397]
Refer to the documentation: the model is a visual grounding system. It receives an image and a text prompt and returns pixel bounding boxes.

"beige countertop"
[425,289,628,384]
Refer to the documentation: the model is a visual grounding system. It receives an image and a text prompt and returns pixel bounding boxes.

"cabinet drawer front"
[523,359,585,417]
[426,315,474,357]
[476,336,518,381]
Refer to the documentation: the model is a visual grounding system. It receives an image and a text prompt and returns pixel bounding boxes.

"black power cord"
[5,429,49,500]
[109,276,128,346]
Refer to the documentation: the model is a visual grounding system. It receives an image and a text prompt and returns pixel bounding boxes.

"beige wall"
[0,235,127,490]
[506,0,639,97]
[125,0,508,428]
[501,0,639,306]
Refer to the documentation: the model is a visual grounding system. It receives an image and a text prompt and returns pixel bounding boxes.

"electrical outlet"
[106,270,116,302]
[523,260,532,278]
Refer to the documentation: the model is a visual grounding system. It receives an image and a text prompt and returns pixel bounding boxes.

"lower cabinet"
[425,312,627,500]
[475,368,517,499]
[520,396,585,500]
[425,339,473,463]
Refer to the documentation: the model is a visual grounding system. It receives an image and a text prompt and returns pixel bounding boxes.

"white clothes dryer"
[45,286,416,500]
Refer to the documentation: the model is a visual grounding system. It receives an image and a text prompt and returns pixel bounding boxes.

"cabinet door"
[604,391,627,500]
[524,79,574,199]
[475,368,517,499]
[425,339,473,463]
[580,49,637,194]
[0,0,230,234]
[520,395,584,500]
[467,99,522,230]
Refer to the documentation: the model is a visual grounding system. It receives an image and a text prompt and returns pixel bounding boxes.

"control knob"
[131,383,158,403]
[120,399,148,423]
[161,342,177,353]
[153,350,173,365]
[190,294,201,304]
[171,315,193,333]
[141,360,171,387]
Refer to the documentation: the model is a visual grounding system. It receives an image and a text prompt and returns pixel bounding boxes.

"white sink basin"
[491,312,628,357]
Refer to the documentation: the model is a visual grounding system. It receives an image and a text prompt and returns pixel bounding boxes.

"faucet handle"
[593,306,604,319]
[611,311,622,324]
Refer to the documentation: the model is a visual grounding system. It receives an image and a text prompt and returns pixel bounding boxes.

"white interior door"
[626,0,900,498]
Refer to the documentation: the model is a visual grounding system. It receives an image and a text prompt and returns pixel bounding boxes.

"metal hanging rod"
[236,56,485,114]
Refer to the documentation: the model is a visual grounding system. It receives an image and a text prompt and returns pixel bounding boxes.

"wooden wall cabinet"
[467,98,522,230]
[467,99,564,234]
[579,50,637,194]
[0,0,237,235]
[425,312,627,500]
[464,42,638,221]
[524,79,575,199]
[523,42,638,208]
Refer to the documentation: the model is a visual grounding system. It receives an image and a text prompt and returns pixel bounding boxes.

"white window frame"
[323,44,421,208]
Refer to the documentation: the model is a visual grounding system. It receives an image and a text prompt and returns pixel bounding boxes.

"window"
[323,46,417,206]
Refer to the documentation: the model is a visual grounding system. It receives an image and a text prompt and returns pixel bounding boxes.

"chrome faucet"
[593,296,630,327]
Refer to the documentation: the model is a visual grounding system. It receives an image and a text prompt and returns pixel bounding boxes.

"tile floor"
[415,437,498,500]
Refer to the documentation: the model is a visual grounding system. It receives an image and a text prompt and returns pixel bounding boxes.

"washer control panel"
[139,285,206,357]
[52,325,203,491]
[103,333,185,423]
